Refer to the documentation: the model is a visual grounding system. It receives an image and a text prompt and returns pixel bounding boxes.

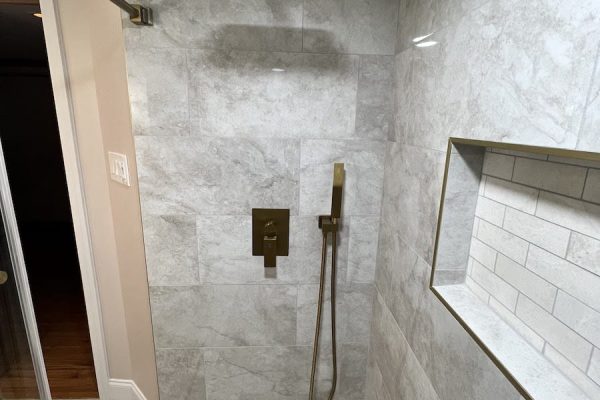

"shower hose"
[308,223,338,400]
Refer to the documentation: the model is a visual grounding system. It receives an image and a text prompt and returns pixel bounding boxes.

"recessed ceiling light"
[415,41,438,48]
[271,68,285,72]
[33,12,43,18]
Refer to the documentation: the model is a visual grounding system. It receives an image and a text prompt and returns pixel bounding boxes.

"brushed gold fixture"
[252,208,289,268]
[108,0,153,26]
[0,271,7,285]
[309,162,345,400]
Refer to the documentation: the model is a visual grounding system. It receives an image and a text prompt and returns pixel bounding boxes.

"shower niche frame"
[430,137,600,400]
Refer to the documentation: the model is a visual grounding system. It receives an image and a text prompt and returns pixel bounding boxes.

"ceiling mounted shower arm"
[109,0,153,26]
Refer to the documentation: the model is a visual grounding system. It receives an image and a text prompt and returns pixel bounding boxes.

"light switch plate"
[108,152,131,186]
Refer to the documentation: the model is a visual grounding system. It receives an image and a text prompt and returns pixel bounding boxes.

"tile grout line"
[581,167,590,200]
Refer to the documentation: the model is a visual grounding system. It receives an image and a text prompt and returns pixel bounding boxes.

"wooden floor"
[0,224,99,399]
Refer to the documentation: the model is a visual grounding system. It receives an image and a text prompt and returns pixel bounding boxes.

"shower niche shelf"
[431,138,600,400]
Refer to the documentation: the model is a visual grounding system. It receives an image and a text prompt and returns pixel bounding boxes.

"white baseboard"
[108,379,147,400]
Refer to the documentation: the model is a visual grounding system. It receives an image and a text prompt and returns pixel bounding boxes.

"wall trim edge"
[109,379,148,400]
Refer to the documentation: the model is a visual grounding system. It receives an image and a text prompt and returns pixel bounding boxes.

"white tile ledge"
[434,284,590,400]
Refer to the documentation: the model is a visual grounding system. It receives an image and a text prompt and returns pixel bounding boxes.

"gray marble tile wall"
[368,0,600,399]
[122,1,398,399]
[465,149,600,399]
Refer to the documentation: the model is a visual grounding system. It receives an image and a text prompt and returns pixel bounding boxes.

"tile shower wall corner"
[370,0,600,399]
[123,1,399,399]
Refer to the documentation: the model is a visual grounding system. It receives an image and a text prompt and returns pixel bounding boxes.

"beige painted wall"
[52,0,158,398]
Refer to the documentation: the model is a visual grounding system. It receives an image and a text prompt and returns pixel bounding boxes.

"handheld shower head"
[330,163,344,220]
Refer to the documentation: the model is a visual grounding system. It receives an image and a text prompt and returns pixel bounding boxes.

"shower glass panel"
[0,140,49,399]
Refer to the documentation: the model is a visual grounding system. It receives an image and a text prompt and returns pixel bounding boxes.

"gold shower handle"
[251,209,290,268]
[263,235,277,268]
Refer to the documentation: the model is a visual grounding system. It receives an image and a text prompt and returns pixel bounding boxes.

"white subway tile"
[548,155,600,169]
[516,295,593,370]
[467,256,474,276]
[477,219,529,265]
[527,246,600,312]
[479,175,486,196]
[590,348,600,386]
[473,217,480,237]
[567,232,600,276]
[583,169,600,204]
[465,276,490,303]
[513,158,587,198]
[488,297,545,352]
[503,208,571,257]
[496,254,557,312]
[469,237,497,270]
[537,191,600,240]
[544,345,600,400]
[471,260,518,310]
[475,196,505,226]
[484,177,539,214]
[482,152,515,180]
[491,148,548,160]
[554,291,600,348]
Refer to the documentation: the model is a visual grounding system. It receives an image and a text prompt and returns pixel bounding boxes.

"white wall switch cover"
[108,152,131,187]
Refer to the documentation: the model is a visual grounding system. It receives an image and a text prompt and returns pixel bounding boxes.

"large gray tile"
[577,42,600,153]
[204,346,310,400]
[187,49,359,139]
[303,0,398,55]
[291,216,350,284]
[336,343,369,400]
[370,293,441,400]
[300,139,386,217]
[395,0,600,152]
[374,218,427,335]
[143,215,199,286]
[347,215,380,283]
[135,136,299,215]
[156,349,205,400]
[436,190,478,273]
[126,47,189,136]
[196,215,348,285]
[355,56,395,141]
[365,353,392,400]
[381,143,446,264]
[296,283,374,346]
[123,0,303,52]
[150,285,297,348]
[445,146,484,196]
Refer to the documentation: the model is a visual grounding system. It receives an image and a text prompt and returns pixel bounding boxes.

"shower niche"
[431,138,600,400]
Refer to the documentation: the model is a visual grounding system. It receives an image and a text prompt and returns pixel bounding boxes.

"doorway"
[0,1,99,398]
